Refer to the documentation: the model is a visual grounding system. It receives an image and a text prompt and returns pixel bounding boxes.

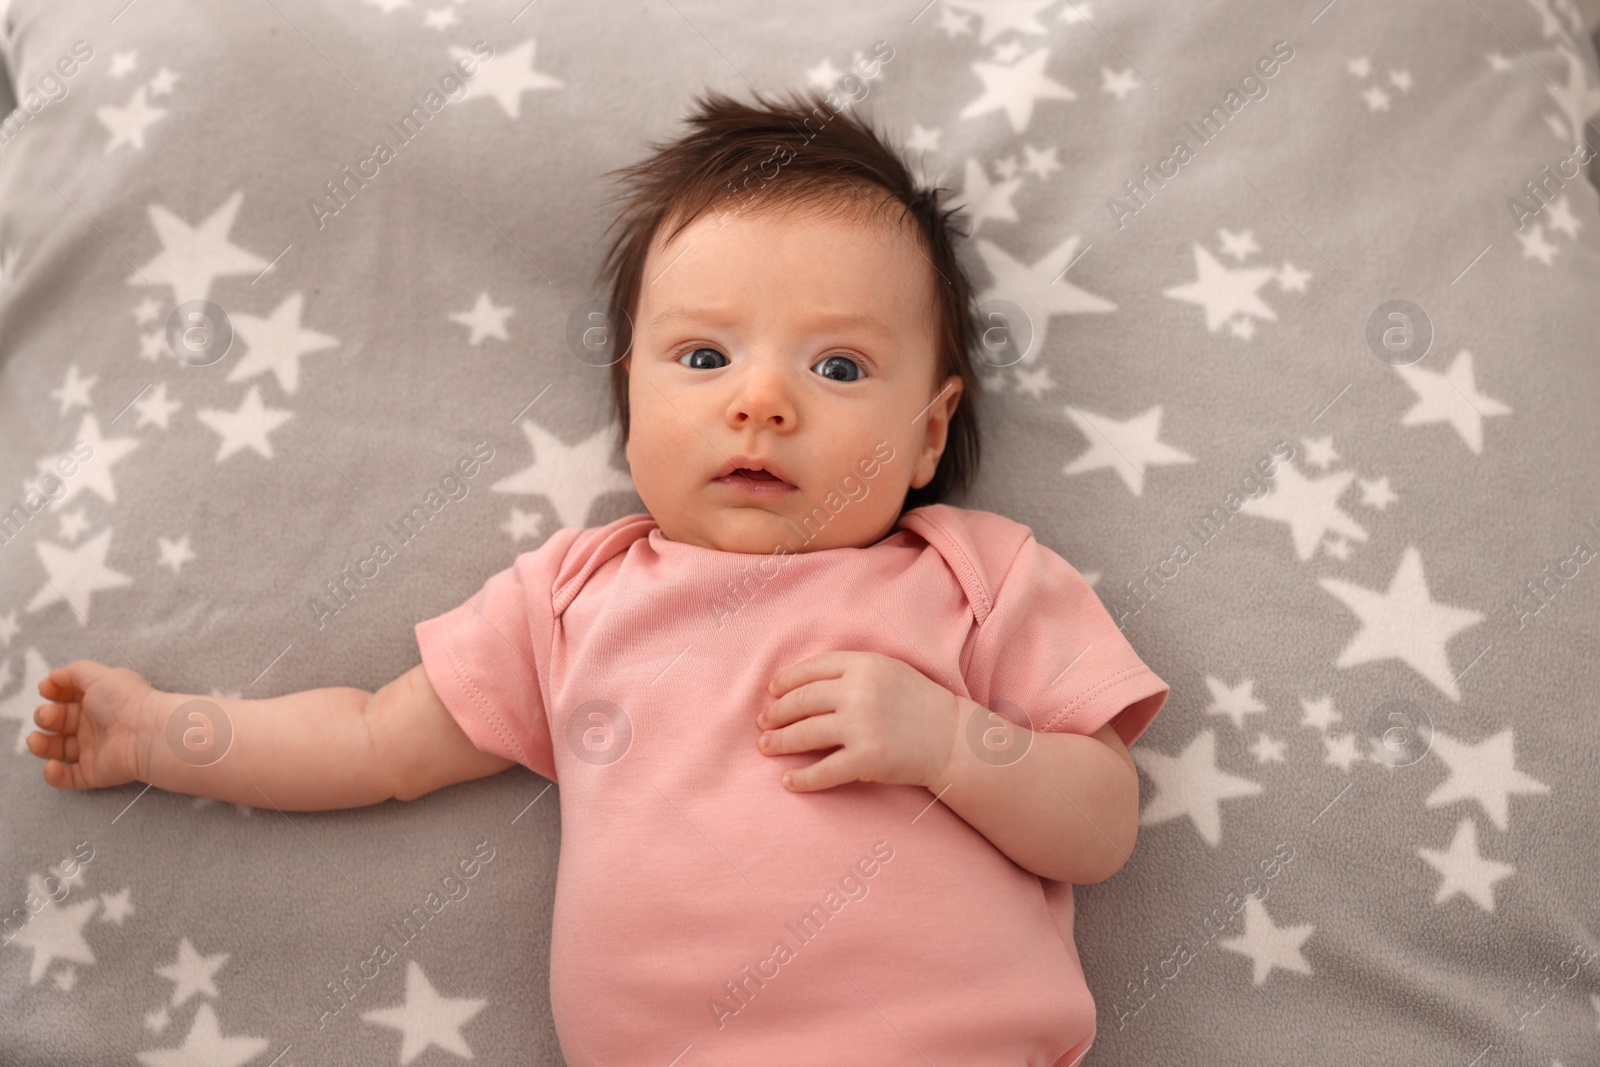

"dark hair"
[593,84,982,515]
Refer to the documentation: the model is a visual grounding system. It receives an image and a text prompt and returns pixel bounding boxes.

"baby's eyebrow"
[652,307,896,345]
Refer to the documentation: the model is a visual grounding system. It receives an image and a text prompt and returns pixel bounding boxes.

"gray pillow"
[1,0,1597,1063]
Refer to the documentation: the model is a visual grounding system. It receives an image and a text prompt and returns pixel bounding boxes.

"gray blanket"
[2,0,1598,1063]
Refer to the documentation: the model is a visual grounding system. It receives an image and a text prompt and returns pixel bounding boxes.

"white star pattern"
[1164,243,1278,333]
[134,382,183,431]
[1100,66,1139,100]
[1544,195,1582,240]
[132,296,162,324]
[0,609,19,646]
[945,0,1058,45]
[7,872,99,984]
[1357,475,1397,509]
[1417,817,1514,911]
[109,49,138,78]
[1362,86,1392,112]
[1218,897,1315,985]
[1322,732,1364,772]
[137,1002,268,1067]
[128,191,269,304]
[1300,434,1339,470]
[49,365,97,416]
[960,47,1075,134]
[1217,227,1260,261]
[1394,349,1510,454]
[973,233,1115,359]
[148,67,180,96]
[950,157,1024,232]
[449,292,515,345]
[98,887,135,924]
[1021,143,1060,179]
[937,6,974,37]
[805,58,842,89]
[1347,56,1371,78]
[501,506,546,542]
[1061,404,1196,496]
[26,530,134,625]
[1013,364,1053,398]
[1204,676,1267,730]
[98,85,167,153]
[1424,728,1550,831]
[1276,262,1312,292]
[1517,222,1558,265]
[195,387,293,461]
[1238,460,1365,561]
[227,292,339,394]
[1133,728,1263,847]
[1298,694,1341,733]
[26,414,140,511]
[491,420,636,527]
[1317,547,1485,701]
[156,937,229,1008]
[361,960,487,1065]
[158,535,196,574]
[449,39,562,119]
[1249,733,1286,763]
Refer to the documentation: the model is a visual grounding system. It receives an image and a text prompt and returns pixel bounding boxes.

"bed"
[2,0,1597,1063]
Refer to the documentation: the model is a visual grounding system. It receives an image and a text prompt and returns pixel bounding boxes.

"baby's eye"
[812,354,865,382]
[678,346,728,370]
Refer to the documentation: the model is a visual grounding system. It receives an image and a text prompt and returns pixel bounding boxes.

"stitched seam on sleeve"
[1042,663,1152,732]
[443,643,529,767]
[908,508,1004,624]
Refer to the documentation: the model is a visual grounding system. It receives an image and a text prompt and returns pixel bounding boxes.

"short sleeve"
[962,534,1170,747]
[413,530,581,782]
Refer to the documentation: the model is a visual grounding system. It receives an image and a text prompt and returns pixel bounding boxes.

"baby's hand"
[27,660,153,790]
[757,651,959,792]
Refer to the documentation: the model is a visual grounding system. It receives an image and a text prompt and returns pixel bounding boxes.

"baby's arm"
[27,660,514,809]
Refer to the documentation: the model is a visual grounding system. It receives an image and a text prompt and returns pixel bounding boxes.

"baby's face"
[624,199,963,554]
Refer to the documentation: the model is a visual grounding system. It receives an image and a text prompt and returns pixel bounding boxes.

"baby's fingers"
[33,702,76,733]
[38,660,108,702]
[27,729,80,765]
[40,757,93,791]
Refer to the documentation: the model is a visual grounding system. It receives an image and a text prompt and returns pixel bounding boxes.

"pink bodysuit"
[414,502,1169,1066]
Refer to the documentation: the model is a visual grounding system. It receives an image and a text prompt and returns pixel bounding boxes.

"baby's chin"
[660,504,841,554]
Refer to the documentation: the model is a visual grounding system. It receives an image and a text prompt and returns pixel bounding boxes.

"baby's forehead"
[649,190,918,259]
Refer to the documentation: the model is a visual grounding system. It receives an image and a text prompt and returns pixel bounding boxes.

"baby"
[28,87,1169,1066]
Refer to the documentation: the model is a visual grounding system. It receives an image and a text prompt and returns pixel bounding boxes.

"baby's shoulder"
[896,504,1040,621]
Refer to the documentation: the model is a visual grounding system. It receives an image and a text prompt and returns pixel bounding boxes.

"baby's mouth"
[713,468,798,496]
